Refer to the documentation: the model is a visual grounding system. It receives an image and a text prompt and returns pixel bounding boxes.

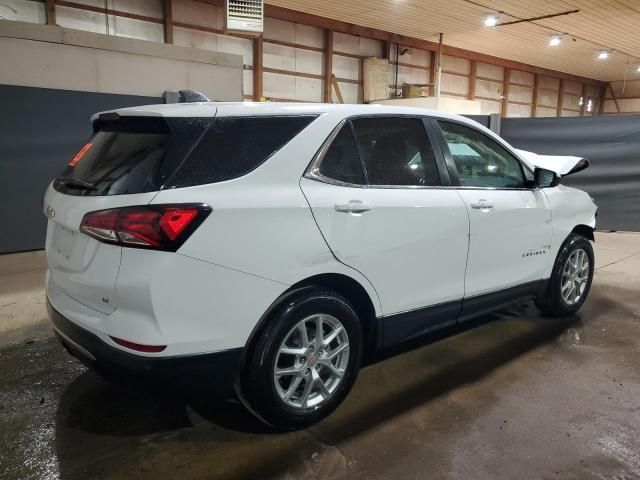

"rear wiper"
[56,177,97,191]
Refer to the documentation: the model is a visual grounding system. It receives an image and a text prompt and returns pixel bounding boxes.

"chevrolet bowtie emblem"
[46,206,55,219]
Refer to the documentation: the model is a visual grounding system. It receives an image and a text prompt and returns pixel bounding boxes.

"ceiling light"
[549,34,562,46]
[598,50,610,59]
[484,14,498,27]
[637,66,640,73]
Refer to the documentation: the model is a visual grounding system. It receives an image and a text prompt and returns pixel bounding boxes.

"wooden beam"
[608,83,621,113]
[253,36,263,101]
[163,0,173,44]
[501,68,510,117]
[557,79,564,117]
[263,67,323,81]
[324,29,333,103]
[468,61,477,101]
[333,50,367,60]
[398,62,430,72]
[531,74,539,117]
[331,75,344,103]
[597,84,608,115]
[429,51,436,96]
[579,83,587,116]
[441,69,469,78]
[435,33,444,97]
[45,0,56,25]
[441,91,470,98]
[172,21,224,35]
[263,38,324,53]
[384,40,392,63]
[56,1,163,24]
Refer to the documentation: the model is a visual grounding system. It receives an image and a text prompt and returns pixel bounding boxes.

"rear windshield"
[54,114,316,196]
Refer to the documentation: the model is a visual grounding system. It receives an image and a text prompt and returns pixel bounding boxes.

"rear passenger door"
[300,116,469,344]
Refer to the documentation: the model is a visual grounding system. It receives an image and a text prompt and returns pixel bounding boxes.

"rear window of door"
[437,121,527,188]
[351,117,440,186]
[315,124,366,185]
[171,115,316,188]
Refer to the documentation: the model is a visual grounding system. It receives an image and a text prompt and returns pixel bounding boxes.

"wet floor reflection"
[5,289,631,480]
[46,303,585,479]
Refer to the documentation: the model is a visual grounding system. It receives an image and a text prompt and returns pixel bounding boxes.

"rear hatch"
[45,108,317,316]
[45,111,217,314]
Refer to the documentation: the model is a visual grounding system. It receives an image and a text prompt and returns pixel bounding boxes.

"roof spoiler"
[178,90,210,103]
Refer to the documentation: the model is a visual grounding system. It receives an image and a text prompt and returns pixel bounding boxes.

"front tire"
[536,233,594,317]
[241,288,363,430]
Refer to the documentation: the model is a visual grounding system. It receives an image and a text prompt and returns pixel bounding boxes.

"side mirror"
[534,167,560,188]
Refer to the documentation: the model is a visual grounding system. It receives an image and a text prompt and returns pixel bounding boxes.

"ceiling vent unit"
[225,0,263,35]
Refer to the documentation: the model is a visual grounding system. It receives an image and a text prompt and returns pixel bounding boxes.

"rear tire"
[241,288,363,430]
[536,233,594,317]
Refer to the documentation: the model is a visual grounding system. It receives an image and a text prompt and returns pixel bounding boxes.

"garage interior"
[1,1,640,479]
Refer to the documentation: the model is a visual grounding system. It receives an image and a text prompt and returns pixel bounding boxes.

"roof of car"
[92,101,475,125]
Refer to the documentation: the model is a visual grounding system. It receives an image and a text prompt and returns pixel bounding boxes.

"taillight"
[80,204,211,251]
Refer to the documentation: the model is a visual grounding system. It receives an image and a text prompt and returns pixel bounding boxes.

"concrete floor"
[1,232,639,480]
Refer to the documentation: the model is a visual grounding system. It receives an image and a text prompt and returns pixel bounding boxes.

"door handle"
[335,201,371,213]
[470,199,494,210]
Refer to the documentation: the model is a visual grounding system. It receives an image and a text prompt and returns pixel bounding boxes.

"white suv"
[44,103,597,429]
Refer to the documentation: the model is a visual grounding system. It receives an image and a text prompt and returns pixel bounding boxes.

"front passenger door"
[435,120,552,301]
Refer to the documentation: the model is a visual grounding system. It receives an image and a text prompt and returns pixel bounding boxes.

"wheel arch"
[571,224,595,242]
[240,273,379,372]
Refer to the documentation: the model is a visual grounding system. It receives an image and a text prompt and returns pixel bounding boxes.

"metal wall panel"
[0,85,161,253]
[501,115,640,231]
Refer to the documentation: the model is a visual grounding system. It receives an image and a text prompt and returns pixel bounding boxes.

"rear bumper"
[47,299,242,399]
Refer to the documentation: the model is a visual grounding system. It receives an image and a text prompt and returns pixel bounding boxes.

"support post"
[324,29,333,103]
[429,51,436,97]
[501,68,510,117]
[331,75,344,104]
[468,60,477,100]
[163,0,173,44]
[253,36,263,101]
[556,79,564,117]
[435,33,443,98]
[45,0,56,25]
[531,73,538,117]
[597,84,608,115]
[608,83,620,113]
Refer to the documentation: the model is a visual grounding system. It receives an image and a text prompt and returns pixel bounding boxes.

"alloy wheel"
[561,248,590,305]
[273,314,350,409]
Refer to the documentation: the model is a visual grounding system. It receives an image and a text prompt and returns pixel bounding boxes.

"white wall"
[0,21,243,100]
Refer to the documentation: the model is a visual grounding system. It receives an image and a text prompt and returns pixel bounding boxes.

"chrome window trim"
[304,115,540,192]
